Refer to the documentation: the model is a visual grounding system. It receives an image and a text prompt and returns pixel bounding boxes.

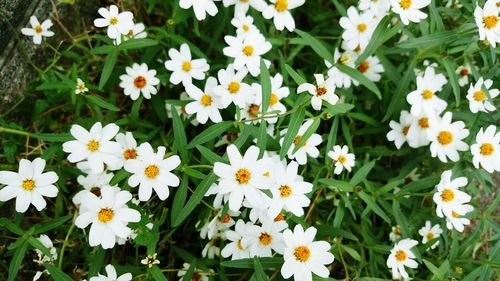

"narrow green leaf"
[253,257,269,281]
[438,57,461,106]
[350,160,375,186]
[280,106,305,160]
[285,64,306,85]
[98,48,118,89]
[323,103,354,116]
[8,239,28,281]
[423,259,445,280]
[397,31,457,49]
[171,174,189,224]
[293,118,321,154]
[295,29,335,64]
[86,95,120,112]
[109,170,132,186]
[221,257,284,269]
[0,218,24,235]
[27,237,51,257]
[258,59,272,158]
[336,64,381,99]
[31,133,73,142]
[171,105,189,163]
[356,15,391,64]
[383,59,416,122]
[319,178,354,192]
[358,191,391,223]
[187,122,233,148]
[150,265,169,281]
[195,145,224,164]
[44,263,73,281]
[119,38,159,50]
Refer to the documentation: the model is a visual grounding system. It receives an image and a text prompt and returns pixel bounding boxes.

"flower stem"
[58,212,77,269]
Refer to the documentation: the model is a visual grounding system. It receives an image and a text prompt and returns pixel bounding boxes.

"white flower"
[177,263,211,281]
[445,203,474,232]
[466,77,498,113]
[455,65,470,87]
[114,22,147,45]
[339,7,376,51]
[325,48,359,88]
[21,16,54,45]
[202,236,222,259]
[418,221,442,249]
[213,145,270,211]
[406,66,448,117]
[75,188,141,249]
[281,225,334,281]
[119,63,160,100]
[390,0,430,25]
[223,32,272,76]
[213,64,253,108]
[359,0,391,18]
[33,235,57,264]
[223,0,268,15]
[180,0,218,21]
[164,43,209,86]
[387,111,414,149]
[221,219,253,260]
[386,239,418,279]
[281,120,322,165]
[75,78,89,95]
[63,122,122,174]
[427,112,469,162]
[73,171,114,205]
[93,5,134,39]
[389,225,402,242]
[267,161,312,218]
[327,145,355,174]
[231,14,259,38]
[115,132,139,165]
[200,210,238,239]
[262,0,305,31]
[0,158,58,213]
[185,77,225,124]
[471,125,500,173]
[474,0,500,47]
[141,253,160,268]
[433,170,471,219]
[166,92,200,126]
[406,112,437,148]
[244,219,287,257]
[297,74,338,111]
[253,74,289,121]
[89,264,132,281]
[357,56,385,82]
[124,143,181,201]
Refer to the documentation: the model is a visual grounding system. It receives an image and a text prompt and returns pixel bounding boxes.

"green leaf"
[336,64,382,99]
[323,103,354,116]
[150,265,169,281]
[356,15,392,64]
[252,257,269,281]
[438,57,461,106]
[293,118,321,154]
[187,122,233,148]
[423,259,445,280]
[99,48,118,89]
[285,64,307,85]
[195,145,224,164]
[8,239,28,281]
[86,95,120,112]
[33,214,71,234]
[295,29,335,64]
[383,59,416,121]
[171,105,189,163]
[0,218,24,235]
[396,31,457,49]
[280,106,305,160]
[31,133,74,142]
[319,179,354,192]
[181,260,197,281]
[36,81,70,91]
[171,174,189,224]
[44,263,74,281]
[349,160,375,186]
[221,257,284,269]
[119,38,159,50]
[109,170,132,186]
[88,247,105,277]
[357,191,391,223]
[258,59,272,158]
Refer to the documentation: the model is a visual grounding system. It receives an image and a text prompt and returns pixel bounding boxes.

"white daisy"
[470,125,500,173]
[297,74,338,111]
[33,235,57,264]
[339,6,376,51]
[114,22,147,45]
[179,0,218,21]
[386,239,418,279]
[202,235,223,259]
[406,112,438,148]
[164,43,210,86]
[200,210,238,240]
[221,219,253,260]
[445,204,474,232]
[427,112,469,162]
[0,158,58,213]
[185,77,225,124]
[231,14,259,38]
[327,145,355,174]
[93,5,134,39]
[281,225,335,281]
[390,0,430,25]
[406,66,448,117]
[325,48,359,88]
[75,78,89,95]
[73,171,114,205]
[89,264,132,281]
[455,65,471,87]
[244,219,287,257]
[124,143,181,201]
[21,16,54,45]
[389,225,402,242]
[223,0,268,15]
[262,0,305,31]
[357,56,385,82]
[359,0,391,18]
[433,170,471,219]
[281,120,322,165]
[213,64,253,108]
[141,253,160,268]
[115,131,139,165]
[75,188,141,249]
[418,221,442,250]
[119,63,160,100]
[474,0,500,47]
[386,110,414,149]
[466,77,498,113]
[223,31,272,76]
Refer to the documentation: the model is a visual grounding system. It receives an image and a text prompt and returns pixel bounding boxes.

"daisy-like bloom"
[0,158,58,213]
[75,188,141,249]
[124,143,181,201]
[427,112,469,162]
[177,263,212,281]
[202,235,223,259]
[244,219,287,257]
[339,7,376,50]
[89,264,132,281]
[141,253,160,268]
[455,65,471,87]
[357,56,385,82]
[470,125,500,173]
[180,0,218,21]
[281,120,322,165]
[164,43,209,86]
[63,122,122,174]
[445,203,474,232]
[33,235,58,264]
[262,0,305,31]
[221,219,253,260]
[389,225,402,242]
[185,77,225,124]
[213,64,253,108]
[327,145,355,174]
[386,239,419,280]
[466,77,499,113]
[268,161,312,218]
[214,145,270,211]
[413,60,438,77]
[114,22,147,45]
[253,74,289,119]
[406,66,448,117]
[432,170,472,219]
[387,111,414,149]
[418,221,442,249]
[474,0,500,47]
[200,210,238,239]
[297,74,338,111]
[73,172,114,205]
[21,16,54,45]
[223,0,268,15]
[115,132,139,165]
[325,48,359,88]
[359,0,391,18]
[231,14,259,38]
[93,5,134,39]
[406,112,438,148]
[390,0,430,25]
[75,78,89,95]
[119,63,159,100]
[281,225,334,281]
[223,31,272,77]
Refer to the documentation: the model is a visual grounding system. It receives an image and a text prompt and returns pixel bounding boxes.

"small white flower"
[180,0,218,21]
[470,125,500,173]
[223,32,272,76]
[406,112,437,148]
[386,110,414,149]
[389,225,402,242]
[185,77,225,124]
[390,0,430,25]
[89,264,132,281]
[73,171,114,205]
[231,14,259,38]
[325,48,359,88]
[115,131,139,165]
[418,221,442,249]
[244,219,287,257]
[406,66,448,117]
[166,92,200,126]
[427,112,469,162]
[223,0,268,15]
[164,43,209,86]
[281,120,322,165]
[466,77,498,113]
[93,5,134,39]
[474,0,500,47]
[221,219,253,260]
[202,236,223,259]
[433,170,471,219]
[200,210,238,240]
[119,63,160,100]
[33,235,58,264]
[0,158,58,213]
[327,145,355,174]
[213,64,253,108]
[253,74,289,121]
[455,65,470,87]
[359,0,391,18]
[75,188,141,249]
[445,203,474,232]
[357,56,385,82]
[339,7,376,51]
[75,78,89,95]
[297,74,338,111]
[114,22,147,45]
[281,225,335,281]
[21,16,54,45]
[141,253,160,268]
[177,263,212,281]
[386,239,418,279]
[262,0,305,31]
[124,143,181,201]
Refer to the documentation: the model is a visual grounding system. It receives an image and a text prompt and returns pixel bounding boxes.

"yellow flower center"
[400,0,411,9]
[293,135,307,147]
[480,143,494,156]
[274,214,285,221]
[237,239,245,250]
[259,233,272,245]
[440,188,455,202]
[316,87,327,96]
[339,54,350,65]
[473,90,486,101]
[393,226,402,235]
[418,118,429,129]
[127,29,134,36]
[201,94,212,106]
[22,179,36,191]
[109,17,118,25]
[87,140,100,152]
[437,131,453,145]
[269,93,278,106]
[421,89,433,99]
[426,232,434,240]
[242,45,254,56]
[78,84,86,91]
[248,104,260,118]
[34,25,43,33]
[145,165,160,179]
[357,61,369,73]
[275,0,288,12]
[451,211,460,218]
[337,155,347,164]
[279,185,292,198]
[228,82,240,94]
[395,250,407,261]
[402,126,410,136]
[235,168,251,184]
[483,15,499,29]
[241,0,249,2]
[134,76,147,89]
[357,23,367,32]
[243,24,249,31]
[123,148,137,160]
[182,61,192,72]
[294,246,311,262]
[98,208,114,223]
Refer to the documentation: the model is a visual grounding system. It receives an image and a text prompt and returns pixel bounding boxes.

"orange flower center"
[294,246,311,262]
[440,188,455,202]
[269,93,279,106]
[35,25,43,33]
[480,143,494,156]
[473,90,486,101]
[109,17,118,25]
[426,232,434,240]
[293,135,307,147]
[460,68,469,76]
[98,208,114,223]
[259,233,272,245]
[123,149,137,160]
[248,104,260,118]
[437,131,453,145]
[275,0,288,12]
[418,117,429,129]
[316,87,327,96]
[274,214,285,221]
[134,76,147,89]
[483,15,499,29]
[228,82,240,94]
[279,185,292,197]
[145,165,160,179]
[337,155,347,164]
[237,239,245,250]
[221,214,231,223]
[201,94,212,106]
[402,126,410,135]
[357,61,369,73]
[395,250,407,261]
[22,179,36,191]
[235,169,251,184]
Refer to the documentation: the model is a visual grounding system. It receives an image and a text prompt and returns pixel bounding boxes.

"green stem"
[0,127,31,137]
[58,212,77,269]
